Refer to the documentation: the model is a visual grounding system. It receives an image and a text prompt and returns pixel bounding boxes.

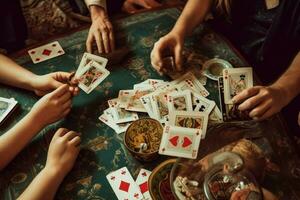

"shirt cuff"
[84,0,107,11]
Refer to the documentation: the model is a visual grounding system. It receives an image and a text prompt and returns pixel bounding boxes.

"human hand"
[45,128,80,177]
[150,31,184,75]
[232,85,289,120]
[86,6,114,54]
[32,72,79,96]
[29,84,73,127]
[122,0,162,13]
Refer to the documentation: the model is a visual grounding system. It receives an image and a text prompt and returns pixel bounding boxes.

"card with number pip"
[28,41,65,64]
[135,169,152,200]
[223,67,253,104]
[106,167,143,200]
[159,125,202,159]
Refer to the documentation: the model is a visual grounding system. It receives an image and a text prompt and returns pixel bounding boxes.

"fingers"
[55,128,69,138]
[70,136,81,146]
[86,31,93,53]
[238,93,265,111]
[174,44,182,71]
[94,30,104,54]
[106,22,115,52]
[101,26,111,53]
[62,99,72,110]
[151,41,163,72]
[52,84,69,97]
[122,1,139,13]
[64,130,80,141]
[59,91,72,104]
[232,86,261,104]
[249,99,272,119]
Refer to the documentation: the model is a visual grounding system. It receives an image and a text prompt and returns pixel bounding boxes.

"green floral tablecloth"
[0,8,300,200]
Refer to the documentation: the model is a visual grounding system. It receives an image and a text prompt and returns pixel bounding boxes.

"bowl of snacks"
[203,58,233,81]
[124,118,163,162]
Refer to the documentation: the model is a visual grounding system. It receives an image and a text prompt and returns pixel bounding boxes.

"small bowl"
[203,58,233,81]
[124,118,163,162]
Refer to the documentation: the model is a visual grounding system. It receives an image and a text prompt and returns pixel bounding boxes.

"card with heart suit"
[28,41,65,64]
[106,167,143,200]
[169,111,208,139]
[167,90,193,113]
[223,67,253,104]
[159,125,202,159]
[76,52,108,76]
[135,169,152,200]
[192,92,215,115]
[76,61,110,94]
[108,98,139,124]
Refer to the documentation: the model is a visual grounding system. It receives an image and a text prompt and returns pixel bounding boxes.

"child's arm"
[0,85,72,170]
[17,128,80,200]
[0,54,79,96]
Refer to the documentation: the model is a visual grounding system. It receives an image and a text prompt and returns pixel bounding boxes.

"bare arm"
[233,51,300,120]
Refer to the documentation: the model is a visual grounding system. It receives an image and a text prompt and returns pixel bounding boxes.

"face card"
[209,105,223,123]
[118,90,135,108]
[223,67,253,104]
[169,111,208,138]
[106,167,143,200]
[192,92,215,115]
[135,169,152,200]
[99,109,130,134]
[76,52,108,76]
[140,94,156,119]
[77,61,110,94]
[167,90,193,113]
[28,41,65,64]
[0,97,18,124]
[159,125,202,159]
[126,89,154,113]
[108,98,139,124]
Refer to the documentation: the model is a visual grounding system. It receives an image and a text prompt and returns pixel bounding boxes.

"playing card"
[167,90,193,113]
[135,169,152,200]
[209,105,223,123]
[99,109,130,134]
[28,41,65,64]
[126,89,154,113]
[0,97,18,124]
[159,125,202,159]
[106,167,143,200]
[140,94,156,118]
[169,111,208,138]
[76,52,108,76]
[223,67,253,104]
[108,98,139,124]
[192,92,215,115]
[77,61,110,94]
[118,90,135,108]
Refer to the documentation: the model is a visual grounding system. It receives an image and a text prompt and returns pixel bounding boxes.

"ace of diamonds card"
[159,125,202,159]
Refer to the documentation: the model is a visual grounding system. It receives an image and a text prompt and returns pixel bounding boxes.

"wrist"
[270,82,291,106]
[90,5,107,21]
[171,26,186,39]
[27,74,40,92]
[41,166,65,184]
[26,109,46,130]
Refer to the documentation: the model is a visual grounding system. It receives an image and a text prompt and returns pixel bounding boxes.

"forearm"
[272,51,300,100]
[0,112,43,170]
[18,167,65,200]
[0,54,37,91]
[172,0,213,37]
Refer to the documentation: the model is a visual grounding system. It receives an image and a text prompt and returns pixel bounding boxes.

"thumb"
[51,84,69,97]
[174,45,182,71]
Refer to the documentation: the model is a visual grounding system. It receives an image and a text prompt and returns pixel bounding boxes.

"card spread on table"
[106,167,143,200]
[76,60,110,94]
[167,90,193,113]
[108,98,139,124]
[28,41,65,64]
[169,110,209,139]
[0,97,18,124]
[192,92,215,115]
[76,52,108,77]
[135,169,152,200]
[159,125,202,159]
[223,67,253,104]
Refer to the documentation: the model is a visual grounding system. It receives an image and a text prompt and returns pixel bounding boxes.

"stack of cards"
[106,167,152,200]
[219,67,253,121]
[75,53,110,94]
[0,97,18,125]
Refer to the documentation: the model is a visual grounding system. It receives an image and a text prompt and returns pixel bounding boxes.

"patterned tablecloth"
[1,8,300,200]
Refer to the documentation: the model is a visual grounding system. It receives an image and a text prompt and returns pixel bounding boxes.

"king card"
[223,67,253,104]
[159,125,202,159]
[106,167,143,200]
[76,52,108,76]
[77,61,110,94]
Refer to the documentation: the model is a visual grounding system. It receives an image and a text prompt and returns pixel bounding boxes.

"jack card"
[159,125,202,159]
[106,167,143,200]
[223,67,253,104]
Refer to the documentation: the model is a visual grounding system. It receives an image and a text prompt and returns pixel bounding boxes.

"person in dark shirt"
[151,0,300,136]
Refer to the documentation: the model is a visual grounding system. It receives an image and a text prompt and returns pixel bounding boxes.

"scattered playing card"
[76,60,110,94]
[167,90,193,113]
[106,167,143,200]
[159,125,202,159]
[0,97,18,124]
[169,111,209,139]
[135,169,152,200]
[223,67,253,104]
[28,41,65,64]
[108,98,139,124]
[99,108,130,134]
[192,92,215,115]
